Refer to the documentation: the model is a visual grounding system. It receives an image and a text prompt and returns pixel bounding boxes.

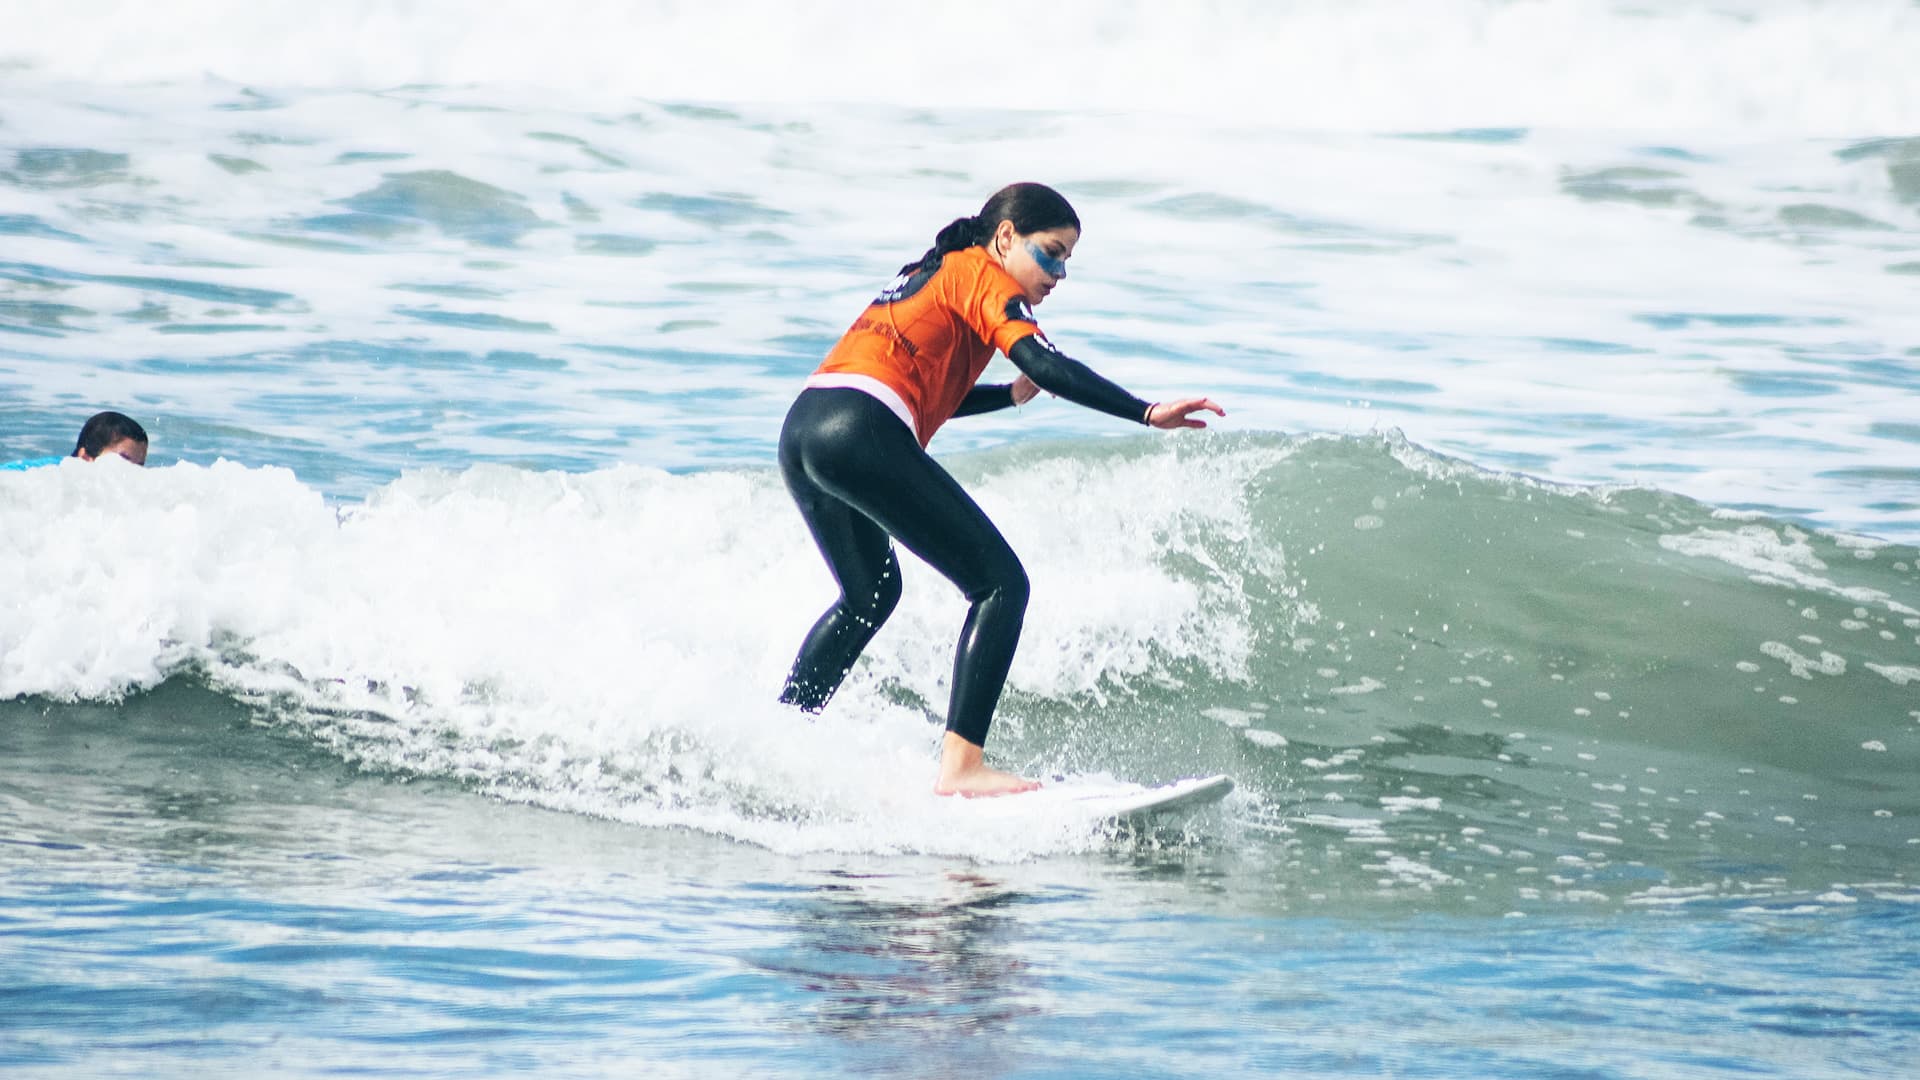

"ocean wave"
[5,434,1915,878]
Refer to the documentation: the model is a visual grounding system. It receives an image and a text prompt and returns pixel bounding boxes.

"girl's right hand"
[1146,398,1226,429]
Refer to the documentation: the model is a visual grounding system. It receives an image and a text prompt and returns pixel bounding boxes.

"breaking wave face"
[5,0,1919,133]
[5,433,1917,909]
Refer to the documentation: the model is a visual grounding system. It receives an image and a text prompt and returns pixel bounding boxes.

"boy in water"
[1,411,149,470]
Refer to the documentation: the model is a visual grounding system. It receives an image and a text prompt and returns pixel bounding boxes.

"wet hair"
[72,411,148,458]
[902,182,1081,275]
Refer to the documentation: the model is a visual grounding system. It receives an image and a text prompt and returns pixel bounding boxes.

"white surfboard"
[958,774,1234,824]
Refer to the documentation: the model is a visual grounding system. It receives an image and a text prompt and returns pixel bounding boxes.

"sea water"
[3,2,1918,1076]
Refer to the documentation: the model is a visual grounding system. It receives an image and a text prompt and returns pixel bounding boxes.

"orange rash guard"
[812,246,1040,447]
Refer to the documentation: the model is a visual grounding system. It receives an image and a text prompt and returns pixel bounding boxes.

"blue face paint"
[1025,240,1068,280]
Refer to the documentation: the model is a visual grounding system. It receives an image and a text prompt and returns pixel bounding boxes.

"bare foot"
[935,763,1041,797]
[933,731,1041,798]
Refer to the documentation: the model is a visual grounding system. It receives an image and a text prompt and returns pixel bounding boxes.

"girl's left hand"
[1011,374,1041,406]
[1146,398,1226,429]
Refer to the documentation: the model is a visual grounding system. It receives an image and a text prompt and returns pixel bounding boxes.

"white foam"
[1759,641,1847,680]
[0,450,1278,857]
[1203,707,1256,728]
[1662,526,1919,616]
[1366,853,1458,888]
[1866,663,1920,687]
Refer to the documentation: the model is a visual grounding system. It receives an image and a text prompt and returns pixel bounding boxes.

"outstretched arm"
[1006,335,1150,423]
[1007,336,1224,428]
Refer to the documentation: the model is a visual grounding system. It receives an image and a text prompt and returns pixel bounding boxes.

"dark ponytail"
[900,182,1081,275]
[902,214,986,275]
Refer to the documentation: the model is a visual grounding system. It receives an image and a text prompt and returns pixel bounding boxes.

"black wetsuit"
[779,332,1151,747]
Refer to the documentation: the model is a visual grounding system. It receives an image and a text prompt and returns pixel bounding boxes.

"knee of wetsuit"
[841,558,902,628]
[977,562,1029,614]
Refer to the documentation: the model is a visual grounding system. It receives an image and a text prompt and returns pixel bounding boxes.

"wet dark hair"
[72,411,148,458]
[903,182,1081,275]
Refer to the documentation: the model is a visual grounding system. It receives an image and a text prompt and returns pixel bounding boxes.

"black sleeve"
[951,383,1017,418]
[1007,334,1151,425]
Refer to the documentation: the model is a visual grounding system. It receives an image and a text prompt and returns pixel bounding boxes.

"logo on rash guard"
[876,267,935,305]
[1004,296,1036,324]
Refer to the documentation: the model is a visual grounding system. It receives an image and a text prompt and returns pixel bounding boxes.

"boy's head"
[72,411,148,465]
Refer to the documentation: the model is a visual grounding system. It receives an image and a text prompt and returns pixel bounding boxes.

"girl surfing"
[777,182,1224,797]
